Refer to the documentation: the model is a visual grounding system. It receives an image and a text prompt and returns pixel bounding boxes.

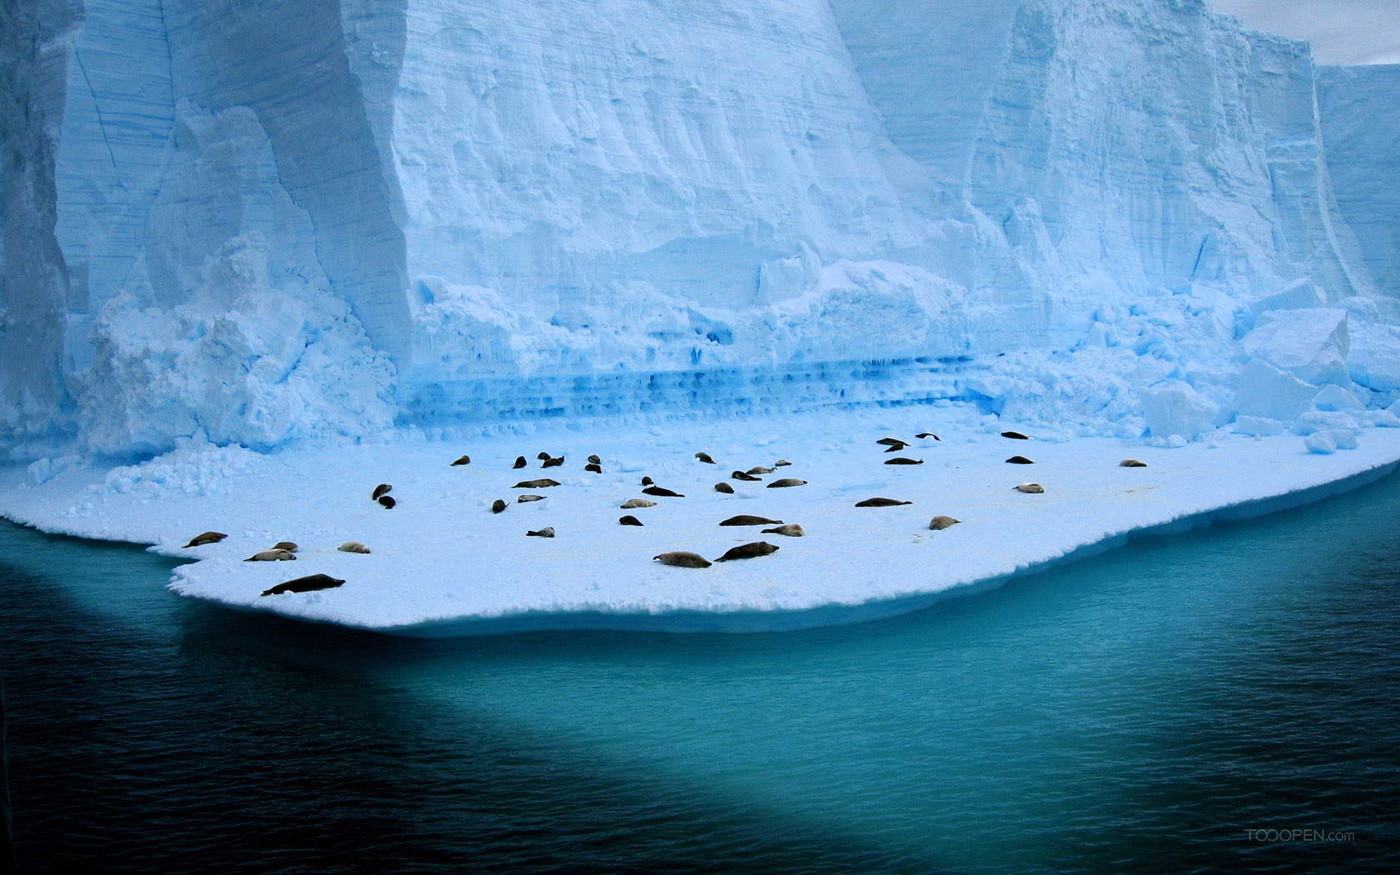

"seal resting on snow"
[766,478,807,488]
[746,466,775,475]
[619,515,644,526]
[245,549,296,562]
[916,433,940,440]
[587,454,602,465]
[1001,431,1030,440]
[451,455,471,466]
[855,497,911,507]
[761,524,804,537]
[884,457,923,465]
[271,541,298,553]
[714,482,735,494]
[695,452,715,464]
[377,495,397,509]
[929,516,960,530]
[1120,459,1148,467]
[1006,455,1034,464]
[642,486,685,498]
[653,551,712,569]
[261,574,345,597]
[516,494,546,503]
[731,470,762,482]
[584,463,603,474]
[513,456,527,469]
[371,483,392,500]
[621,498,657,509]
[542,456,565,468]
[1015,483,1045,493]
[338,541,371,554]
[491,499,508,514]
[526,527,555,538]
[714,542,779,562]
[720,514,783,526]
[513,478,561,489]
[876,437,907,448]
[183,531,226,548]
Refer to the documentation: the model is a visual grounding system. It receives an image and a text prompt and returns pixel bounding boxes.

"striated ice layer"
[1,0,1398,459]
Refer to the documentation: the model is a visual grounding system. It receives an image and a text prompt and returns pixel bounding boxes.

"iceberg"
[1,0,1398,633]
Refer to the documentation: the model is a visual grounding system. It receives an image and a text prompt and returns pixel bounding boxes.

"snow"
[2,405,1399,636]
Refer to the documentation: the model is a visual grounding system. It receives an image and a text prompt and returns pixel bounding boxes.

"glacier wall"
[1318,65,1400,297]
[1,0,1398,458]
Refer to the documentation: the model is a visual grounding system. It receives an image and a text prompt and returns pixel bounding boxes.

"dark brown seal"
[714,542,779,562]
[245,549,296,562]
[766,478,807,487]
[491,499,507,514]
[876,437,907,448]
[371,483,392,500]
[271,541,299,553]
[513,456,527,469]
[378,495,397,509]
[1001,431,1030,440]
[513,478,561,489]
[619,515,644,526]
[714,482,735,494]
[884,457,923,465]
[542,456,564,468]
[720,515,783,526]
[731,470,762,482]
[451,455,471,466]
[183,531,227,548]
[695,452,716,464]
[642,486,685,498]
[261,573,345,597]
[1005,455,1034,464]
[584,463,603,474]
[855,497,911,507]
[1120,459,1148,467]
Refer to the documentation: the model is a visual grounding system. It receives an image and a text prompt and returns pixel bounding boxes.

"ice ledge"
[1,407,1399,637]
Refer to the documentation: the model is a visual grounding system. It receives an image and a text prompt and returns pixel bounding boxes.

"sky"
[1210,0,1400,65]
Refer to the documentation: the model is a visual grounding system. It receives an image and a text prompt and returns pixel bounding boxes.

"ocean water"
[2,474,1398,873]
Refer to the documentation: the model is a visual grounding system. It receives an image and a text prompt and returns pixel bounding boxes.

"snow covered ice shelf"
[3,405,1400,636]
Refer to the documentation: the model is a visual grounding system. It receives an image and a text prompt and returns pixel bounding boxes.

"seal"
[714,482,735,494]
[619,515,644,526]
[642,486,685,498]
[513,456,527,469]
[261,573,345,597]
[1001,431,1030,440]
[714,542,779,562]
[245,549,296,562]
[1006,455,1034,464]
[641,476,655,486]
[719,514,783,526]
[536,452,552,461]
[653,551,712,568]
[746,466,775,475]
[876,437,907,448]
[513,478,561,489]
[766,478,807,488]
[1120,459,1148,467]
[542,456,565,468]
[526,527,555,538]
[696,452,716,464]
[1014,483,1045,493]
[517,494,546,503]
[338,541,372,553]
[761,524,804,537]
[587,454,602,465]
[491,499,508,514]
[271,541,299,553]
[184,531,227,548]
[451,455,471,466]
[371,483,392,500]
[585,463,603,474]
[929,516,960,530]
[621,498,657,509]
[774,460,792,467]
[378,495,397,509]
[916,433,940,440]
[884,457,923,465]
[855,497,911,507]
[731,471,762,482]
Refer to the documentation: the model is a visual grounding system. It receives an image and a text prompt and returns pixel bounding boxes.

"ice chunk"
[1140,381,1217,441]
[1240,309,1351,386]
[1231,359,1318,421]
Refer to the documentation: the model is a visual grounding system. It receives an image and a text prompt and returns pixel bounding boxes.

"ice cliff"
[2,0,1397,459]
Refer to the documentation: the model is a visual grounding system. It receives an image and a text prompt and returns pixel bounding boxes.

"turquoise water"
[2,473,1398,872]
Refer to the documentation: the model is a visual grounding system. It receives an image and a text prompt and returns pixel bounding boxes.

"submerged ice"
[1,0,1399,459]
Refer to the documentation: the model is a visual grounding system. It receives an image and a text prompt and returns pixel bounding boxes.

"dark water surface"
[2,474,1398,873]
